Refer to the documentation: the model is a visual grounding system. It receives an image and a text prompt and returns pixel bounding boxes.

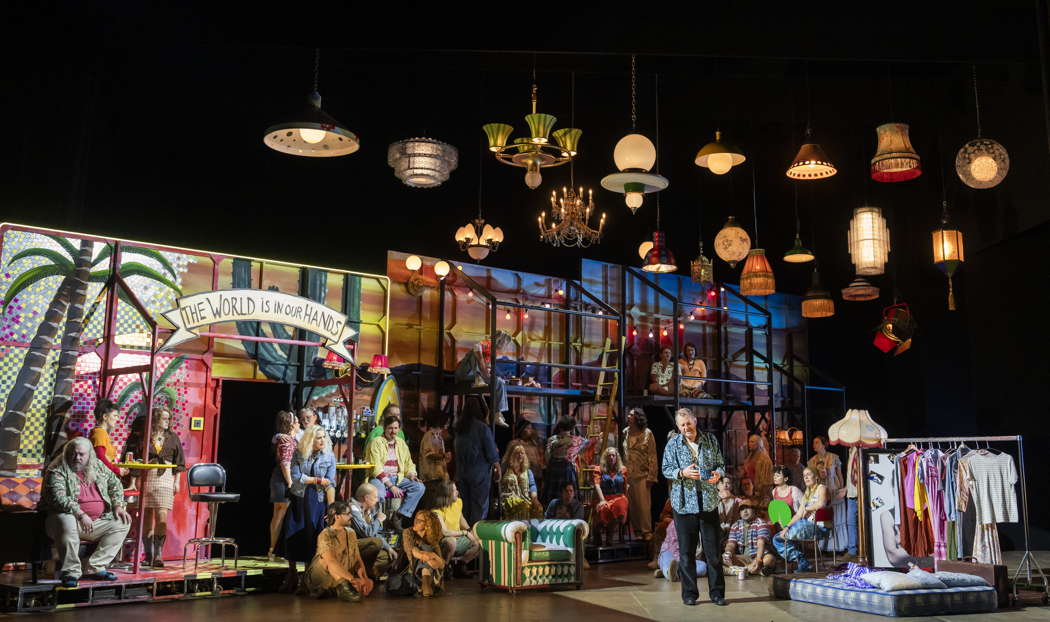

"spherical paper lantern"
[955,138,1009,189]
[714,216,751,268]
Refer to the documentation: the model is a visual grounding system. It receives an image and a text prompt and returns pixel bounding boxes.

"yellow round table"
[336,463,374,470]
[116,462,176,469]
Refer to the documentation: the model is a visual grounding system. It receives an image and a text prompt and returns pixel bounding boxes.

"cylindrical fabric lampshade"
[739,249,775,296]
[828,409,887,448]
[848,206,891,276]
[714,216,751,268]
[801,268,834,318]
[871,123,921,182]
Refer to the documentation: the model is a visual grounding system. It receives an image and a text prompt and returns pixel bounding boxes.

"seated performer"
[771,467,829,573]
[678,343,709,398]
[771,466,804,513]
[403,511,447,598]
[300,501,373,602]
[655,520,708,582]
[723,502,775,577]
[348,483,396,579]
[430,480,481,568]
[649,346,676,395]
[453,330,514,427]
[500,444,544,520]
[544,481,585,520]
[87,399,127,477]
[543,416,585,504]
[592,447,630,545]
[365,412,425,531]
[503,419,545,495]
[41,437,132,588]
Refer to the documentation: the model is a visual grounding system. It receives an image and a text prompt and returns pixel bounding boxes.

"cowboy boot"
[421,573,434,597]
[152,535,166,568]
[142,536,154,567]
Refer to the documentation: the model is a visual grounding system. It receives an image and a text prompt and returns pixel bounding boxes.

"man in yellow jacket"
[365,407,424,531]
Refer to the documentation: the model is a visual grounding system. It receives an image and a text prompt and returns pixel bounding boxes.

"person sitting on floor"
[654,519,708,582]
[365,411,425,531]
[592,446,630,545]
[300,501,373,602]
[429,480,481,570]
[771,467,829,573]
[544,481,585,520]
[403,511,447,598]
[646,499,675,570]
[500,444,544,520]
[453,330,515,428]
[348,483,396,580]
[41,437,132,588]
[723,502,776,577]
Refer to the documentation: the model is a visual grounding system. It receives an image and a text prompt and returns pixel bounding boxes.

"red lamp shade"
[739,249,775,296]
[368,354,390,375]
[871,123,921,182]
[642,231,677,273]
[323,349,347,369]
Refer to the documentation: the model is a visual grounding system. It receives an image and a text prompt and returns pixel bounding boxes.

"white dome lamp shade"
[264,90,360,158]
[601,133,669,214]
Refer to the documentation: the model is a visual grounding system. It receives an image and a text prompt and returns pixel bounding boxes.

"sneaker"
[793,559,812,574]
[59,574,78,588]
[668,559,679,582]
[336,582,362,603]
[653,569,663,578]
[86,570,117,581]
[495,414,510,428]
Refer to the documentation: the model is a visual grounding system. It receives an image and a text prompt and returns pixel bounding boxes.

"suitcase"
[935,558,1011,607]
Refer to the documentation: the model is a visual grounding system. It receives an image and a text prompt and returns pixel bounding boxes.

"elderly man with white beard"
[41,437,132,587]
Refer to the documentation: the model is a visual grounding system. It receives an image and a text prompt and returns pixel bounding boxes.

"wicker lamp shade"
[714,216,751,268]
[848,206,891,276]
[841,276,880,301]
[801,267,834,318]
[786,142,837,179]
[739,249,775,296]
[871,123,921,182]
[956,138,1009,189]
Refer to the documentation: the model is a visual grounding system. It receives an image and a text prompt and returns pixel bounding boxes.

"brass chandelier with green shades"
[482,83,581,190]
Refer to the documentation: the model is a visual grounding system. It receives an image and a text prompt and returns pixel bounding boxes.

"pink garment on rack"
[923,449,947,560]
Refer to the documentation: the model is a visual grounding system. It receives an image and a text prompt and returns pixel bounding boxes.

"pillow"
[861,571,924,592]
[933,571,991,588]
[906,568,948,589]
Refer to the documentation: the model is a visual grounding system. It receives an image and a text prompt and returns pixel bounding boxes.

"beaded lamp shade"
[871,123,921,182]
[841,277,880,301]
[739,249,775,296]
[801,268,834,318]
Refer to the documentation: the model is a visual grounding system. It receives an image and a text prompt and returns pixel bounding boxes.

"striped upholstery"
[473,519,588,592]
[788,578,997,617]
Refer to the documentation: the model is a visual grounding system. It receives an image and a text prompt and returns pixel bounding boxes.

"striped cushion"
[529,546,572,562]
[788,578,997,617]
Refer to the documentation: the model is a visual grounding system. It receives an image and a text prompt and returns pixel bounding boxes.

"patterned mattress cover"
[788,577,997,617]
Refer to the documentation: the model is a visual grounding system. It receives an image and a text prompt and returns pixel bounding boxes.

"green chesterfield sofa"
[472,519,589,593]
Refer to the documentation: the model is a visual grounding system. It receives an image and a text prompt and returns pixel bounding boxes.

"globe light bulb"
[625,192,644,210]
[706,152,734,175]
[969,156,998,182]
[505,311,512,320]
[434,261,450,277]
[638,241,653,259]
[300,128,326,144]
[524,162,542,189]
[405,255,422,272]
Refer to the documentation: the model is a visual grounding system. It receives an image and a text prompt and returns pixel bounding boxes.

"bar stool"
[182,463,240,571]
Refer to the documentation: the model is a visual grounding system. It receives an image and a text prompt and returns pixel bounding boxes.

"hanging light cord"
[887,63,895,121]
[938,134,950,223]
[313,48,320,93]
[792,183,801,237]
[751,167,760,246]
[972,64,982,138]
[477,138,484,221]
[630,54,637,132]
[804,61,813,136]
[569,71,576,187]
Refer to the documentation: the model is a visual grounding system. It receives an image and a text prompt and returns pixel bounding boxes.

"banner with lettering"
[160,288,356,362]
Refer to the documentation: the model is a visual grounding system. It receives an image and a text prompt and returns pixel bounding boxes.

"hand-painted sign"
[160,288,356,361]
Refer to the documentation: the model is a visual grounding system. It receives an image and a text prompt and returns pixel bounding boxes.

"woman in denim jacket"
[660,409,727,607]
[282,425,336,590]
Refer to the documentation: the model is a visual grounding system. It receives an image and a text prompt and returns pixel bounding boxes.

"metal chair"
[182,463,241,571]
[784,506,837,572]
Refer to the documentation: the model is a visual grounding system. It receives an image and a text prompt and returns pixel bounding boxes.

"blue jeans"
[772,520,828,562]
[658,550,707,579]
[370,477,425,518]
[846,497,858,555]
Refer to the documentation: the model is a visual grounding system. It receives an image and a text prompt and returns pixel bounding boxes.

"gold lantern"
[871,123,921,182]
[932,201,965,310]
[801,266,834,318]
[848,206,890,276]
[739,249,775,296]
[714,216,751,268]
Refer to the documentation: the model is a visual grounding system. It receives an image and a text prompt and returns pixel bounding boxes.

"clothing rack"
[883,435,1047,602]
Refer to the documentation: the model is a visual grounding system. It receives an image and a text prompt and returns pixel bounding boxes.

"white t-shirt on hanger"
[964,451,1018,524]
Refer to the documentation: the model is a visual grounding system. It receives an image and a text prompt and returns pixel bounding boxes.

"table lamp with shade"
[828,409,887,565]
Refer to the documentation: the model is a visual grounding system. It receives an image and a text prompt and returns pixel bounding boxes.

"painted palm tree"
[0,235,181,474]
[115,354,187,420]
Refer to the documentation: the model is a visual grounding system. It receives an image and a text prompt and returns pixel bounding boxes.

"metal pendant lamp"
[641,197,676,273]
[263,48,360,158]
[786,128,836,179]
[695,130,746,175]
[783,184,814,263]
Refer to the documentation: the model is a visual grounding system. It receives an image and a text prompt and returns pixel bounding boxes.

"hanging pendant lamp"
[641,196,676,273]
[848,206,891,276]
[601,56,668,213]
[783,184,814,263]
[786,128,836,179]
[695,130,746,175]
[932,200,965,311]
[739,171,774,296]
[801,266,835,318]
[388,138,459,187]
[263,48,359,157]
[690,215,714,286]
[956,66,1009,189]
[841,276,880,301]
[871,123,921,182]
[714,216,750,268]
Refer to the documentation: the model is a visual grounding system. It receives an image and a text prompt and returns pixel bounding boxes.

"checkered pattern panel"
[0,476,41,509]
[0,346,61,470]
[521,561,577,587]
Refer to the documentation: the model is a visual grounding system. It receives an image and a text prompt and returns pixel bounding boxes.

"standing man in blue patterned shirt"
[661,408,727,606]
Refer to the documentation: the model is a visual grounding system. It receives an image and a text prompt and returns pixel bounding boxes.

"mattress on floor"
[787,577,997,617]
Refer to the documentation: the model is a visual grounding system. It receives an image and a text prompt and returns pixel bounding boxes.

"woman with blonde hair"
[500,444,543,519]
[140,408,184,568]
[281,424,336,591]
[771,466,829,573]
[268,410,299,561]
[592,446,629,544]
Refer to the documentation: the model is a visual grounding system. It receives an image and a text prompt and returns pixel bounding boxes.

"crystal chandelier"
[482,69,579,189]
[387,138,458,187]
[538,185,605,248]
